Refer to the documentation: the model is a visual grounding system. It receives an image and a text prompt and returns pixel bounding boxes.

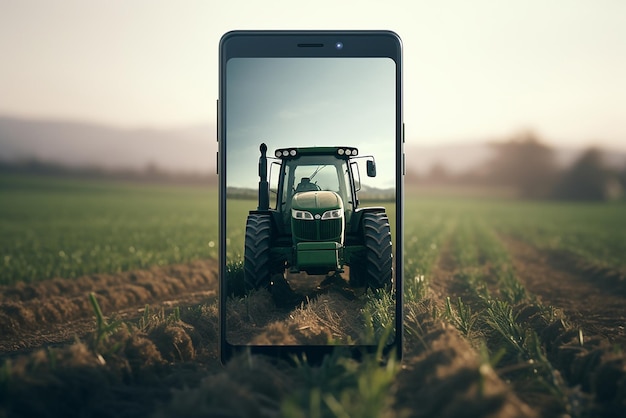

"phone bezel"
[218,30,403,364]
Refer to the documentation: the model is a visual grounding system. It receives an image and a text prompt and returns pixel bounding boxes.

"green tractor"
[243,143,393,292]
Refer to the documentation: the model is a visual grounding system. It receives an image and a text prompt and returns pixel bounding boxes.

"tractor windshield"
[279,155,354,215]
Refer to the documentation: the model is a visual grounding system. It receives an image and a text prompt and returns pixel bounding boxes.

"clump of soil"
[149,323,196,362]
[123,333,165,368]
[509,301,626,416]
[154,354,294,418]
[0,300,222,418]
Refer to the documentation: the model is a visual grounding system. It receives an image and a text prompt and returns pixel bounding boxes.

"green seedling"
[88,292,122,354]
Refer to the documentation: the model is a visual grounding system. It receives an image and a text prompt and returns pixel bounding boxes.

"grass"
[283,339,399,418]
[3,174,623,286]
[406,196,626,271]
[476,199,626,270]
[88,292,123,355]
[444,296,477,339]
[0,174,217,284]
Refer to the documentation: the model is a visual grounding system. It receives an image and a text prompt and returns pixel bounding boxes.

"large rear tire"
[243,214,273,290]
[350,212,393,289]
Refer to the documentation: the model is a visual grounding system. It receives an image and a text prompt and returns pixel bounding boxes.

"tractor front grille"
[293,219,317,240]
[320,218,342,240]
[292,218,342,241]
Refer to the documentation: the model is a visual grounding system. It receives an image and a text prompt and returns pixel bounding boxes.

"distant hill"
[404,142,626,176]
[405,143,493,175]
[0,116,216,174]
[1,115,624,178]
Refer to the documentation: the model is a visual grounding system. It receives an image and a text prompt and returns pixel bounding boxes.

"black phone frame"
[218,30,403,364]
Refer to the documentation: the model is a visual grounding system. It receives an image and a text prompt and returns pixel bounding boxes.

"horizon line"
[1,112,624,152]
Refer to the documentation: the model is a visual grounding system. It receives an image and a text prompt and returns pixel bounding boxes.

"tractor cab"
[271,147,365,234]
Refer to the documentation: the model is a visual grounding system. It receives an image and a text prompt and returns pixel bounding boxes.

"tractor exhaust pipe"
[258,143,269,210]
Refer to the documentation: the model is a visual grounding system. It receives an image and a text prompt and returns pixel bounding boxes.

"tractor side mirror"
[366,160,377,177]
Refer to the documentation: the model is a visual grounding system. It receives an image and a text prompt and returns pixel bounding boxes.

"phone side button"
[402,153,405,175]
[402,122,405,143]
[216,152,219,174]
[216,99,219,142]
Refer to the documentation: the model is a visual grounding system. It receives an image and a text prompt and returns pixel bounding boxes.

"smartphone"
[218,31,403,363]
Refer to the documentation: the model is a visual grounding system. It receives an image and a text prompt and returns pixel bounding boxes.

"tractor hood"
[292,191,342,213]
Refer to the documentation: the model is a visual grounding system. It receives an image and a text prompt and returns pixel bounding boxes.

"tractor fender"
[349,207,387,235]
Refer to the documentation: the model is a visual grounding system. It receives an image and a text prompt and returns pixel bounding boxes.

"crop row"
[3,175,624,285]
[422,211,626,417]
[445,216,575,415]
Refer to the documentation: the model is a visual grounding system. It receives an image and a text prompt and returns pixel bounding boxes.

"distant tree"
[144,161,162,175]
[427,162,450,184]
[619,166,626,190]
[485,131,558,198]
[553,148,622,201]
[405,169,420,185]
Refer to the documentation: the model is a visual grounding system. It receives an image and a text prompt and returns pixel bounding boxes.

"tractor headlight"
[292,209,314,220]
[321,209,343,220]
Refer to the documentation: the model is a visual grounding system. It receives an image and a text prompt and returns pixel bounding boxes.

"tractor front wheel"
[243,213,273,290]
[350,212,393,289]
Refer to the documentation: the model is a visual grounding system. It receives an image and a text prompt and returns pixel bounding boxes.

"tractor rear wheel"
[243,213,273,290]
[350,212,393,289]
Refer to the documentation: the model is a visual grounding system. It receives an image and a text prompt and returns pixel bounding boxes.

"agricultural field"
[1,174,625,417]
[0,174,218,284]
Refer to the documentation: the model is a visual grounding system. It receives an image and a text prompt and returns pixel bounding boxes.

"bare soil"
[2,247,625,417]
[0,260,218,354]
[225,268,372,346]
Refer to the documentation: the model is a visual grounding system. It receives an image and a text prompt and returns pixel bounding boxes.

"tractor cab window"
[281,156,353,214]
[269,161,282,209]
[293,165,339,194]
[280,164,292,209]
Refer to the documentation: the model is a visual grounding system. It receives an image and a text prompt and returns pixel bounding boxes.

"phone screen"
[220,32,402,359]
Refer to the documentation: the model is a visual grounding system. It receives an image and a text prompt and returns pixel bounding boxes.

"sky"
[1,0,625,150]
[226,58,395,189]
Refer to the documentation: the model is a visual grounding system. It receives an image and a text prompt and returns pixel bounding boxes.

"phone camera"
[335,42,343,50]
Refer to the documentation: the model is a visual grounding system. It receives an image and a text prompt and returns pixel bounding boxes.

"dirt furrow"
[428,237,466,300]
[399,301,537,417]
[501,237,626,348]
[404,237,545,416]
[0,259,218,353]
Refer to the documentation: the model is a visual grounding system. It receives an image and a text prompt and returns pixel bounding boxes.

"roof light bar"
[274,148,298,158]
[336,147,358,157]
